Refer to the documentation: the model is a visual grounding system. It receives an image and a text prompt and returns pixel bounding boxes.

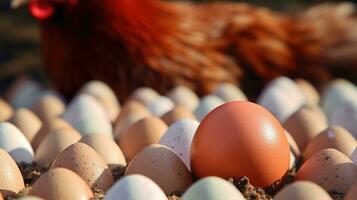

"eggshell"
[29,168,93,200]
[80,134,127,169]
[304,126,357,160]
[35,127,81,167]
[147,96,175,117]
[114,100,151,140]
[0,194,2,200]
[167,86,199,111]
[31,94,65,123]
[161,106,196,125]
[193,95,224,122]
[283,105,328,151]
[0,148,25,197]
[322,79,357,118]
[0,122,34,163]
[6,76,43,109]
[125,144,193,195]
[329,99,357,138]
[191,101,290,188]
[104,174,167,200]
[119,117,167,160]
[350,147,357,166]
[31,118,73,151]
[344,183,357,200]
[159,119,199,170]
[289,151,296,170]
[296,79,320,105]
[285,130,301,157]
[296,148,357,193]
[181,176,245,200]
[17,196,44,200]
[212,83,247,102]
[0,98,13,122]
[78,80,120,122]
[274,181,332,200]
[51,142,114,191]
[62,94,113,138]
[130,87,160,106]
[257,76,305,123]
[9,108,42,143]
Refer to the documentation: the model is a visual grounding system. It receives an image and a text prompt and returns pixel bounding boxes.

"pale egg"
[130,87,160,106]
[147,96,175,117]
[212,83,247,102]
[274,181,332,200]
[194,95,224,122]
[9,108,42,143]
[167,85,199,111]
[0,98,13,122]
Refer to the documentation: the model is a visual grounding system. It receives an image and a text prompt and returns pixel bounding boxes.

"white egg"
[7,77,43,109]
[147,96,175,117]
[131,87,160,106]
[289,151,296,169]
[167,86,199,111]
[212,83,247,102]
[104,174,167,200]
[351,147,357,166]
[329,100,357,138]
[257,76,305,123]
[159,119,199,170]
[0,122,34,163]
[62,94,113,138]
[194,95,224,121]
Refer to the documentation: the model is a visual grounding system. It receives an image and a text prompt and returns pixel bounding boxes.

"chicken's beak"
[11,0,30,9]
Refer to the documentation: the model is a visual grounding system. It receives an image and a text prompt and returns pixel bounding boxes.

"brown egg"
[0,148,24,197]
[9,108,42,143]
[0,98,13,122]
[296,148,357,193]
[114,101,151,140]
[296,79,320,105]
[274,181,332,200]
[125,144,193,195]
[304,126,357,160]
[119,117,167,160]
[161,106,197,125]
[345,183,357,200]
[283,105,328,151]
[31,94,65,123]
[51,142,114,191]
[285,130,301,157]
[29,168,93,200]
[35,127,81,167]
[31,118,73,151]
[191,101,290,188]
[79,134,127,169]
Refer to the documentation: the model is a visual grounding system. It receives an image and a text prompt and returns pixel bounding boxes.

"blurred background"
[0,0,356,95]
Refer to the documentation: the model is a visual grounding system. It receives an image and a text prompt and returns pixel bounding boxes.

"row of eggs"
[0,76,356,199]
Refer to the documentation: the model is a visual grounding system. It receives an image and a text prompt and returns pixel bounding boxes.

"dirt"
[17,162,48,187]
[111,166,126,181]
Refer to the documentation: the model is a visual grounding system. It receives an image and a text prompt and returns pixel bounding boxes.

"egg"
[283,105,328,151]
[296,148,357,193]
[31,118,73,151]
[119,117,167,160]
[159,119,199,170]
[344,183,357,200]
[0,122,34,163]
[125,144,193,195]
[62,94,113,138]
[51,142,114,191]
[104,174,167,200]
[304,126,357,160]
[9,108,42,143]
[35,127,81,167]
[194,95,224,122]
[329,99,357,138]
[191,101,290,188]
[296,79,320,105]
[257,76,305,123]
[212,83,247,102]
[31,94,65,123]
[114,100,151,140]
[79,134,127,169]
[167,86,199,111]
[350,147,357,166]
[6,76,43,109]
[285,130,301,157]
[147,96,175,117]
[0,148,24,197]
[29,168,93,200]
[130,87,160,106]
[181,176,245,200]
[274,181,332,200]
[322,79,357,118]
[289,151,296,170]
[78,80,120,122]
[161,106,196,125]
[0,98,13,122]
[17,196,44,200]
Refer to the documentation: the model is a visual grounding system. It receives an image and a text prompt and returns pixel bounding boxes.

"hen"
[12,0,357,100]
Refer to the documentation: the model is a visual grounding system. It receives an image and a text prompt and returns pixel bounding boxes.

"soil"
[17,162,48,187]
